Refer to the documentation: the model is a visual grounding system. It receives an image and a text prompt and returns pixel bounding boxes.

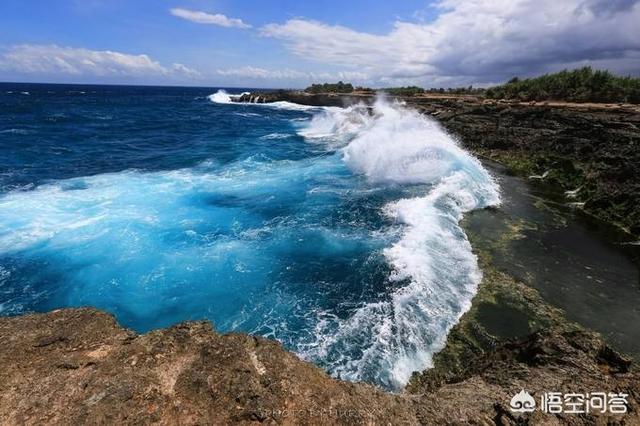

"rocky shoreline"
[1,308,638,424]
[2,92,639,424]
[235,90,640,239]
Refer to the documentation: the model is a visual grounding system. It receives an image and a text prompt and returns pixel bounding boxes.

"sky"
[1,0,639,88]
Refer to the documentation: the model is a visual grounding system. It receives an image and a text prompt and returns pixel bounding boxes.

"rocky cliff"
[1,308,638,424]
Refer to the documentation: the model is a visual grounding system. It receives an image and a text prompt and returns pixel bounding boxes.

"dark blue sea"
[0,82,499,389]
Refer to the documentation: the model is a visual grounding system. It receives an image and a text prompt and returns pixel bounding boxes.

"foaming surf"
[262,101,318,111]
[0,87,500,391]
[295,98,500,389]
[208,89,319,111]
[208,89,249,104]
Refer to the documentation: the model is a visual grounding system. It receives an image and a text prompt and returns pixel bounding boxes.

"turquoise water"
[0,84,499,389]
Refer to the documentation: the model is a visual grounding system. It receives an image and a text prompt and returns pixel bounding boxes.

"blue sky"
[1,0,639,88]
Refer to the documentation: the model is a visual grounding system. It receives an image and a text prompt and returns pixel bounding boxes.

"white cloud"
[261,0,640,85]
[171,62,202,78]
[217,66,292,79]
[170,8,251,29]
[0,44,201,79]
[216,66,368,83]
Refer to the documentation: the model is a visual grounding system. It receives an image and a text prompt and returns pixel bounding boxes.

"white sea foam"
[208,90,319,111]
[0,129,31,135]
[208,89,250,104]
[297,106,370,140]
[260,133,291,140]
[297,97,500,389]
[262,101,318,111]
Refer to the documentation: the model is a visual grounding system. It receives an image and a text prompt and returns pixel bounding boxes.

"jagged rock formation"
[0,309,414,424]
[408,329,639,425]
[1,308,638,424]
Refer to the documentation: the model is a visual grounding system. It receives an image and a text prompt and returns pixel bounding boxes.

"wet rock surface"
[427,100,640,238]
[1,308,638,424]
[408,329,640,425]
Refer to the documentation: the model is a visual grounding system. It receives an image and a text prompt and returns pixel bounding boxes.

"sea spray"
[209,89,319,111]
[297,97,500,389]
[208,89,250,104]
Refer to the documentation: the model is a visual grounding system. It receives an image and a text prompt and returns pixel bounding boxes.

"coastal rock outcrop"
[234,90,372,107]
[1,308,638,424]
[0,309,413,424]
[423,100,640,237]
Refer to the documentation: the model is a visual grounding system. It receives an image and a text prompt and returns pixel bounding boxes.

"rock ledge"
[1,308,638,424]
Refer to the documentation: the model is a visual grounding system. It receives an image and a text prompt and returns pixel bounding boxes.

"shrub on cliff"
[305,81,354,94]
[380,86,425,96]
[380,86,486,96]
[485,67,640,103]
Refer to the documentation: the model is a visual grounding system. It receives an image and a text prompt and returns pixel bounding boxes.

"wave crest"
[297,97,500,389]
[208,89,249,104]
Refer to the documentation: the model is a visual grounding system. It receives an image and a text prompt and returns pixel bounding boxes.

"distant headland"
[309,67,640,104]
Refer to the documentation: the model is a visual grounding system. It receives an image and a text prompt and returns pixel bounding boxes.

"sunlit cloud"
[261,0,640,85]
[0,44,201,80]
[170,7,251,29]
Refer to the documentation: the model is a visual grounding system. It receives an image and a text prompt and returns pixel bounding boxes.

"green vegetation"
[378,85,485,97]
[379,86,425,96]
[305,68,640,103]
[304,81,354,93]
[355,86,375,93]
[485,67,640,103]
[425,86,485,95]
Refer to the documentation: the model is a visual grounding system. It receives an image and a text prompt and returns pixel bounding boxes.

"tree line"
[306,67,640,103]
[485,67,640,103]
[304,81,354,94]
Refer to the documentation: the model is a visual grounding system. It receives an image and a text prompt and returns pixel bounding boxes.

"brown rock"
[1,308,638,424]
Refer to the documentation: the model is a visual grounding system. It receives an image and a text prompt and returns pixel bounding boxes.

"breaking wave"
[296,98,500,389]
[208,89,249,104]
[208,90,319,111]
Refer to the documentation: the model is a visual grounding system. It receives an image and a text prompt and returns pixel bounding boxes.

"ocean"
[0,83,499,390]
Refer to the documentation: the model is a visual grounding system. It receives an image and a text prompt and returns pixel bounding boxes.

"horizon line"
[0,80,302,91]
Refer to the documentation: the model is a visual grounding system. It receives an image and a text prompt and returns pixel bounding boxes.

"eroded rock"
[1,308,638,424]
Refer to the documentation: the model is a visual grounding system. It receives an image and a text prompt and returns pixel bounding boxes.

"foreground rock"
[408,328,639,425]
[1,308,638,424]
[0,309,412,424]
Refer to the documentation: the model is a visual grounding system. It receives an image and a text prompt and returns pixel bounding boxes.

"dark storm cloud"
[262,0,640,86]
